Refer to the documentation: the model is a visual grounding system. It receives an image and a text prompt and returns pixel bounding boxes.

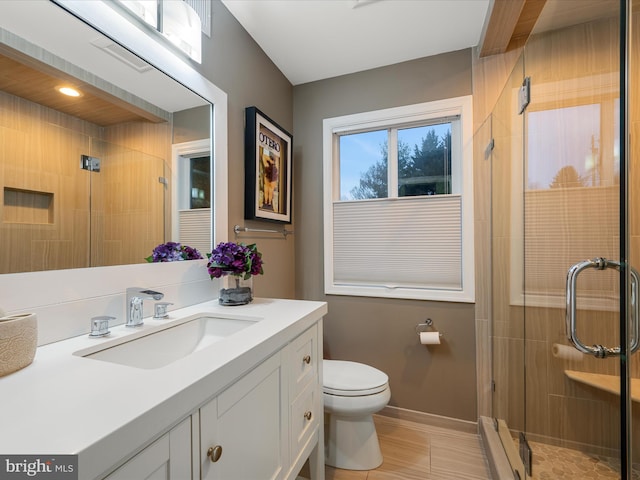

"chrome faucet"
[126,287,164,327]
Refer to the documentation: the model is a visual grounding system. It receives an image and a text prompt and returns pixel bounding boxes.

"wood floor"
[301,414,492,480]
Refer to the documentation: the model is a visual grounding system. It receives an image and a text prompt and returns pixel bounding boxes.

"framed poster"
[244,106,292,223]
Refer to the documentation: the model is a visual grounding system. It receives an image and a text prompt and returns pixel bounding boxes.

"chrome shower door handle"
[630,267,639,354]
[565,257,640,358]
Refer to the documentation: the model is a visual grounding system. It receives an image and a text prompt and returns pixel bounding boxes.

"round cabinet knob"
[207,445,223,463]
[303,355,311,364]
[304,411,312,421]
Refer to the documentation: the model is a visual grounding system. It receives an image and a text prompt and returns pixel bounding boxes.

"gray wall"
[173,105,210,144]
[189,1,296,299]
[196,5,479,421]
[292,50,478,421]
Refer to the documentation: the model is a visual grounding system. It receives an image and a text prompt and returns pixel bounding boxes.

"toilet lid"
[323,360,389,396]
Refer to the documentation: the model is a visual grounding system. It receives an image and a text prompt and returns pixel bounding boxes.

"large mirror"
[0,0,212,274]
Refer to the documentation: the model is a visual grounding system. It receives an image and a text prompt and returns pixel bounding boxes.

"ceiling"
[222,0,623,86]
[0,0,620,125]
[0,47,165,126]
[221,0,491,86]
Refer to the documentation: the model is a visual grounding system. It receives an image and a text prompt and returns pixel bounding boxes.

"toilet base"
[324,413,383,470]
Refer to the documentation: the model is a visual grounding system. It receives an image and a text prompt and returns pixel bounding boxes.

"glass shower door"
[522,10,625,472]
[490,0,638,477]
[490,51,528,479]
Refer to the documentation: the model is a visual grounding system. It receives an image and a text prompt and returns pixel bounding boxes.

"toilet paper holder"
[415,318,443,338]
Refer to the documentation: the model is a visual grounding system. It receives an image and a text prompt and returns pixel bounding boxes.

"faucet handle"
[153,302,173,319]
[89,316,114,337]
[128,297,144,327]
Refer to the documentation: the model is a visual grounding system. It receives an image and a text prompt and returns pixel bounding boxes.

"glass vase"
[219,275,253,306]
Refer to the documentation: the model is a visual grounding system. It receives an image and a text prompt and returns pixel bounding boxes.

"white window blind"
[178,208,211,255]
[333,196,462,289]
[185,0,212,37]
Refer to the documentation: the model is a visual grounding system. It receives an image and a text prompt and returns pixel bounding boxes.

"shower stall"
[488,0,640,477]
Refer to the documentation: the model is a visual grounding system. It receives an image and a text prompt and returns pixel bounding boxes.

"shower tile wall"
[0,90,171,273]
[472,41,525,420]
[490,51,526,434]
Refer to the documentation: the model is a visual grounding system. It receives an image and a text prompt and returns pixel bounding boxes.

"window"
[189,155,211,209]
[509,84,620,310]
[114,0,203,62]
[323,96,474,302]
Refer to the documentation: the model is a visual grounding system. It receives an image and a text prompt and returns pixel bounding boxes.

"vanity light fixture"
[57,86,82,97]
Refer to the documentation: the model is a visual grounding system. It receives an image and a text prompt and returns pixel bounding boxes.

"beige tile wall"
[100,122,172,266]
[0,91,96,273]
[0,90,171,273]
[471,42,524,419]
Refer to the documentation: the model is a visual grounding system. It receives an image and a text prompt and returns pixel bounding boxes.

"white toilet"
[323,359,391,470]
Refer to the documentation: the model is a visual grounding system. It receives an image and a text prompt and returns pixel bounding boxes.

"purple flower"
[182,245,203,260]
[206,242,264,280]
[145,242,203,262]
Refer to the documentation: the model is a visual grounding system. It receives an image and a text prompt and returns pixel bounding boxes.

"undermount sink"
[75,315,257,369]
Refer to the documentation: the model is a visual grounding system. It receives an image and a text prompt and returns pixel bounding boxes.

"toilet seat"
[323,360,389,397]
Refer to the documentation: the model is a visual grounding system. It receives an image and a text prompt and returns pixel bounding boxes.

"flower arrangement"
[206,242,264,280]
[145,242,203,263]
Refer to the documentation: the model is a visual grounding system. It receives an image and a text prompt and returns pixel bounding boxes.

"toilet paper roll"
[552,343,584,362]
[419,331,441,345]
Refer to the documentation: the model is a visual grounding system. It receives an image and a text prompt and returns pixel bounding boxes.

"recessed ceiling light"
[57,86,82,97]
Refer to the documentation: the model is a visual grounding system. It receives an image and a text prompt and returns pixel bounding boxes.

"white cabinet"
[103,321,323,480]
[105,417,192,480]
[199,323,323,480]
[200,352,286,480]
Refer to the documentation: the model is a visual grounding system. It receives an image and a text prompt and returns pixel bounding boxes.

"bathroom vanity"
[0,298,326,480]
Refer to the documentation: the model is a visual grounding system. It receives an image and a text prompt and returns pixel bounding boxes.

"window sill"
[325,284,474,303]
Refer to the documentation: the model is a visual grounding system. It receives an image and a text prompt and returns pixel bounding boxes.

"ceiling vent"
[90,37,153,73]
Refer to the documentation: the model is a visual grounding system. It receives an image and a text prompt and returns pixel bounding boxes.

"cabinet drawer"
[289,325,318,398]
[290,382,319,458]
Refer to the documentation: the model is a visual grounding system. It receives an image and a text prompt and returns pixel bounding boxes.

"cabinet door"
[105,417,192,480]
[200,353,286,480]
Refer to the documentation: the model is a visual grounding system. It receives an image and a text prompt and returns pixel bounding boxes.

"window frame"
[322,96,475,302]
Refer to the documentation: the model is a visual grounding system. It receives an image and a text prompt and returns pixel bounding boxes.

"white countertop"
[0,298,327,479]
